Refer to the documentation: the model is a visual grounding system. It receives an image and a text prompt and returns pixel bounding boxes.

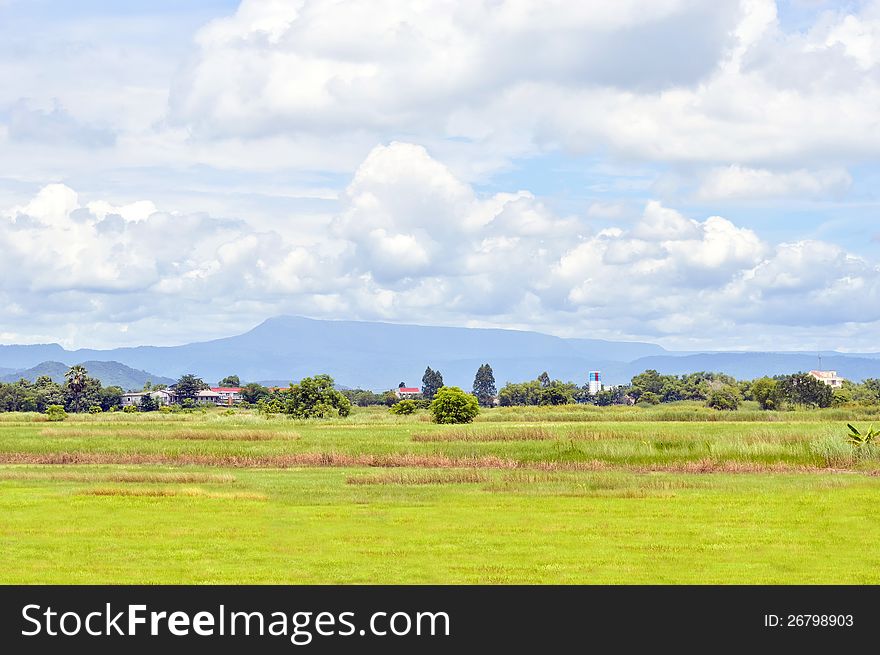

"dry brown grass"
[38,428,297,441]
[411,427,555,442]
[0,452,520,469]
[346,471,488,485]
[0,452,826,473]
[0,470,235,484]
[78,486,265,500]
[411,427,621,442]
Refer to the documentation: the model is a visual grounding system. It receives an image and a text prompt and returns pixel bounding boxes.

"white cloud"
[697,165,852,200]
[3,141,880,349]
[160,0,880,180]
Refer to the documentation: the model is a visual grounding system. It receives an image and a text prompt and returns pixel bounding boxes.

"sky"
[1,0,879,352]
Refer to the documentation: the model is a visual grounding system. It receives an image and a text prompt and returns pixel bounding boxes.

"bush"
[45,405,67,422]
[159,405,172,414]
[389,399,417,415]
[639,391,661,405]
[88,405,103,414]
[123,404,138,413]
[429,386,480,424]
[706,385,742,411]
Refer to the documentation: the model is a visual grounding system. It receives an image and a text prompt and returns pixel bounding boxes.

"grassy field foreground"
[2,403,879,583]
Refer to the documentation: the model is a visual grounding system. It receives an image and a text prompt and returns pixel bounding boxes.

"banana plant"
[846,423,878,448]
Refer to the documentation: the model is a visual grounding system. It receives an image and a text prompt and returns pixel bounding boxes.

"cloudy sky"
[1,0,879,351]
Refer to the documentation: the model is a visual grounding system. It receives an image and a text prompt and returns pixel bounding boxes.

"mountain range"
[0,360,175,390]
[0,315,878,390]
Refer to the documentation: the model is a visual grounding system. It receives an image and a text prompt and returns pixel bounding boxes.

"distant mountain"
[0,361,175,391]
[0,316,878,389]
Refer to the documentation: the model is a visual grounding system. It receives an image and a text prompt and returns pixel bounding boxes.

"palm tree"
[64,365,88,413]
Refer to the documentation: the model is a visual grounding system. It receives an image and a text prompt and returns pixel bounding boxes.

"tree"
[100,386,124,412]
[750,377,778,410]
[777,373,833,408]
[706,385,741,410]
[630,369,664,402]
[284,374,351,419]
[539,381,576,405]
[64,365,89,412]
[638,391,661,405]
[472,364,497,407]
[421,367,444,400]
[140,393,159,412]
[241,382,270,404]
[429,386,480,424]
[537,371,551,388]
[175,373,208,402]
[219,375,241,387]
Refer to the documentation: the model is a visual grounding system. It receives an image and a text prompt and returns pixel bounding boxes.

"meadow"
[2,402,880,584]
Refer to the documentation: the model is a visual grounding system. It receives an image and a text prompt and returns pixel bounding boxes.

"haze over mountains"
[0,316,879,390]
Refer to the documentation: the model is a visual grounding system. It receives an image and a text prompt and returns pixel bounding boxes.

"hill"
[0,316,878,388]
[0,361,175,391]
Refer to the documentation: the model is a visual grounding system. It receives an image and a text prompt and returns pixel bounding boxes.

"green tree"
[537,371,551,388]
[421,367,444,400]
[175,373,208,402]
[638,391,661,405]
[64,364,89,413]
[630,369,664,402]
[284,374,351,419]
[241,382,270,404]
[750,377,778,410]
[706,385,742,410]
[472,363,497,407]
[777,373,833,408]
[429,386,480,424]
[219,375,241,387]
[139,392,159,412]
[99,386,124,412]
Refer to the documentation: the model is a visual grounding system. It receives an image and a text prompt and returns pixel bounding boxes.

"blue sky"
[0,0,879,352]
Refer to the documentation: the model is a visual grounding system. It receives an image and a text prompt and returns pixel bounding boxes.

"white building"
[588,371,602,394]
[809,370,844,389]
[120,390,174,407]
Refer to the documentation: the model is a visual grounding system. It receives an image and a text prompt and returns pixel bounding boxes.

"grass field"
[3,403,880,583]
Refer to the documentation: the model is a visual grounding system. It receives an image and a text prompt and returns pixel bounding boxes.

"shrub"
[389,399,417,415]
[159,406,172,414]
[706,385,742,411]
[123,404,138,413]
[639,391,661,405]
[45,405,67,422]
[429,386,480,424]
[88,405,103,414]
[750,377,778,410]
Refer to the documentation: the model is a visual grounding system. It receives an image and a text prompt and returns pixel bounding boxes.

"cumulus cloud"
[2,141,880,350]
[697,165,852,200]
[161,0,880,180]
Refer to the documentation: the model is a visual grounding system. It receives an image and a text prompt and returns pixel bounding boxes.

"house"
[395,385,421,399]
[196,389,221,404]
[809,370,844,389]
[211,387,243,405]
[120,389,174,407]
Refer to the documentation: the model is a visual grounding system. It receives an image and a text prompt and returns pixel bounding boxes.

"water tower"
[588,371,602,394]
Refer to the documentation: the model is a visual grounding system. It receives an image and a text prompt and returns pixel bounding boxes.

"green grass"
[2,404,879,583]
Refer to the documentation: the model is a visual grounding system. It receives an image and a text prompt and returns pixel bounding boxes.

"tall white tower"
[588,371,602,394]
